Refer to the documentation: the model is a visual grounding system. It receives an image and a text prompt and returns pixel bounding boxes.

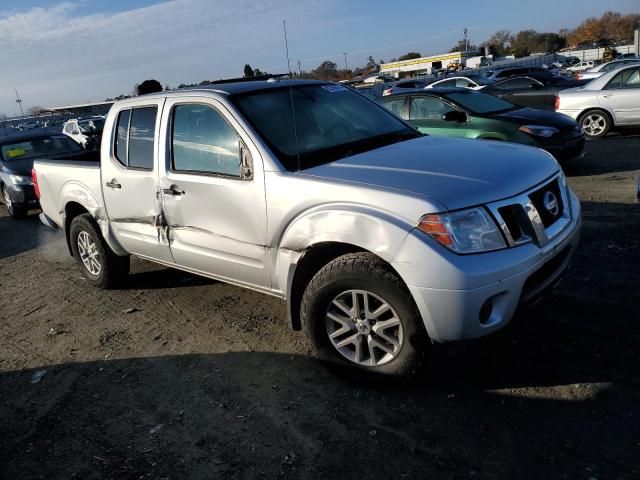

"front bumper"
[392,188,582,343]
[542,134,585,162]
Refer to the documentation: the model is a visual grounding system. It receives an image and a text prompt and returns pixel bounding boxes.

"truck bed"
[34,151,103,229]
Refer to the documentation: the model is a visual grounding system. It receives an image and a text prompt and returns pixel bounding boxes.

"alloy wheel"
[581,113,607,136]
[2,186,13,215]
[325,289,404,366]
[77,231,102,276]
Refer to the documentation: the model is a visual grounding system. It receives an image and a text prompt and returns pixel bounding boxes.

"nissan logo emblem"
[543,191,559,216]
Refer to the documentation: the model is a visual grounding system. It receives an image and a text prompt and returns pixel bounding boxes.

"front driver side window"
[172,104,242,177]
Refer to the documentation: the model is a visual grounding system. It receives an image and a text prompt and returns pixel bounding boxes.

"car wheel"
[69,213,130,288]
[2,184,27,219]
[579,109,611,138]
[301,252,429,381]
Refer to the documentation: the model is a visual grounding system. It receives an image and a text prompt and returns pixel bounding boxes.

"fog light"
[479,299,493,325]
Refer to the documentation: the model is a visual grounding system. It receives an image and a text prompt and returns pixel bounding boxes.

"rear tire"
[2,185,27,219]
[69,214,129,288]
[301,252,429,382]
[579,109,611,138]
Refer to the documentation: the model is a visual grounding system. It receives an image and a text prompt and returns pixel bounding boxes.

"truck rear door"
[101,99,174,263]
[158,97,270,289]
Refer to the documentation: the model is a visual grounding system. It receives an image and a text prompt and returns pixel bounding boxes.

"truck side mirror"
[240,140,254,181]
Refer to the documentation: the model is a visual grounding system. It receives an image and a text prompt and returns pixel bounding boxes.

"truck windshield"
[231,84,421,170]
[445,90,517,114]
[0,136,82,161]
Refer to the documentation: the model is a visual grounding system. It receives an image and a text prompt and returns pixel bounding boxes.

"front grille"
[529,179,564,228]
[487,174,571,248]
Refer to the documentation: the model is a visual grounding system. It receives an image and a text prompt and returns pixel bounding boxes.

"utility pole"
[297,60,302,76]
[15,88,24,117]
[342,52,348,71]
[463,27,468,52]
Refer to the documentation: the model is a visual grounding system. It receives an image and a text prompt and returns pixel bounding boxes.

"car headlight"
[9,174,33,185]
[519,125,559,137]
[418,207,506,254]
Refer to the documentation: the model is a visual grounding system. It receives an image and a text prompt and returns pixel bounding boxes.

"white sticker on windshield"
[321,84,348,93]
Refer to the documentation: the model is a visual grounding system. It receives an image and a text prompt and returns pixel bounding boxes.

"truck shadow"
[1,330,637,480]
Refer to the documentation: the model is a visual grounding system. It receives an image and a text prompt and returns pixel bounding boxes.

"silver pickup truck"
[34,80,581,379]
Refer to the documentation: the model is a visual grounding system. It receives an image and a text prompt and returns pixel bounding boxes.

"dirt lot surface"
[1,135,639,479]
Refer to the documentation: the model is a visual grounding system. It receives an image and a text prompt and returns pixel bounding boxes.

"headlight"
[418,207,506,254]
[519,125,559,137]
[9,174,32,185]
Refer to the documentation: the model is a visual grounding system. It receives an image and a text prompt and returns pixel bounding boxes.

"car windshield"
[232,84,420,170]
[445,90,516,114]
[0,136,82,161]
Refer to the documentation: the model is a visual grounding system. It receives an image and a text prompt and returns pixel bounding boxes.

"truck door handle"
[106,179,121,189]
[162,185,184,196]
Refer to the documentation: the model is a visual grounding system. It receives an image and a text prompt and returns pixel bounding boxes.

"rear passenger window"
[171,104,241,177]
[128,107,157,169]
[114,110,130,166]
[113,107,157,169]
[380,98,406,118]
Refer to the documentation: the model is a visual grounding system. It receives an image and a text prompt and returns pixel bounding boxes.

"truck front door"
[101,99,174,263]
[158,98,270,290]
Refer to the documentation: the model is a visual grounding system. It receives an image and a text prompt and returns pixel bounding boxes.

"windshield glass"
[79,119,105,133]
[445,90,516,114]
[1,136,82,161]
[231,84,420,170]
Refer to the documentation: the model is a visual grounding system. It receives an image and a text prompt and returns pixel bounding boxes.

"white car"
[577,59,640,80]
[425,76,490,90]
[556,64,640,137]
[566,61,595,73]
[62,118,105,149]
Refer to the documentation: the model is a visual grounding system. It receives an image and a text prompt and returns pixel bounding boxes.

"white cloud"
[0,0,339,114]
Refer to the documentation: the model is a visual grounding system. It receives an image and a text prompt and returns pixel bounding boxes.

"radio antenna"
[283,19,300,171]
[283,20,292,76]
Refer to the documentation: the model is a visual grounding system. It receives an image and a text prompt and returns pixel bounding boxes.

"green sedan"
[376,87,585,162]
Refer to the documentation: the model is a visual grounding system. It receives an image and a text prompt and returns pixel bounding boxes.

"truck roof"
[135,79,331,101]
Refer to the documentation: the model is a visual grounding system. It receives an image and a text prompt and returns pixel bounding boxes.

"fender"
[274,203,418,303]
[59,180,128,256]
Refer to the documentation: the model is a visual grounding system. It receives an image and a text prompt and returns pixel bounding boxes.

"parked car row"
[376,58,640,139]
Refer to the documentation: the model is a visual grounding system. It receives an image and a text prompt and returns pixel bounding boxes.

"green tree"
[243,64,254,77]
[482,30,513,56]
[311,60,339,80]
[397,52,422,61]
[450,41,477,53]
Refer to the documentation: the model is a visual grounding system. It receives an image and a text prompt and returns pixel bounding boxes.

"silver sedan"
[556,64,640,138]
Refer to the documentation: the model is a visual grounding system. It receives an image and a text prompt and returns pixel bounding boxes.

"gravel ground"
[1,135,639,479]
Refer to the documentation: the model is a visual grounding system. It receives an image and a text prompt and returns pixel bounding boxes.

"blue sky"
[0,0,638,115]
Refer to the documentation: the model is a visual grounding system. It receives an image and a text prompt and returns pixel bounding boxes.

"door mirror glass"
[442,110,466,122]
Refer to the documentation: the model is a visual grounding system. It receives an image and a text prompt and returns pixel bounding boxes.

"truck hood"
[301,136,559,211]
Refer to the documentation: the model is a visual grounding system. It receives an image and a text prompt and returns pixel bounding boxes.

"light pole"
[15,88,24,117]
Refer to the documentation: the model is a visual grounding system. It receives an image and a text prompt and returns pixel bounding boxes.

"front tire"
[301,252,429,381]
[2,185,27,219]
[579,109,611,138]
[69,214,129,288]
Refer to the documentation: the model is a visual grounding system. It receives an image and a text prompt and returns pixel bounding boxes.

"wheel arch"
[275,205,419,331]
[578,106,615,127]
